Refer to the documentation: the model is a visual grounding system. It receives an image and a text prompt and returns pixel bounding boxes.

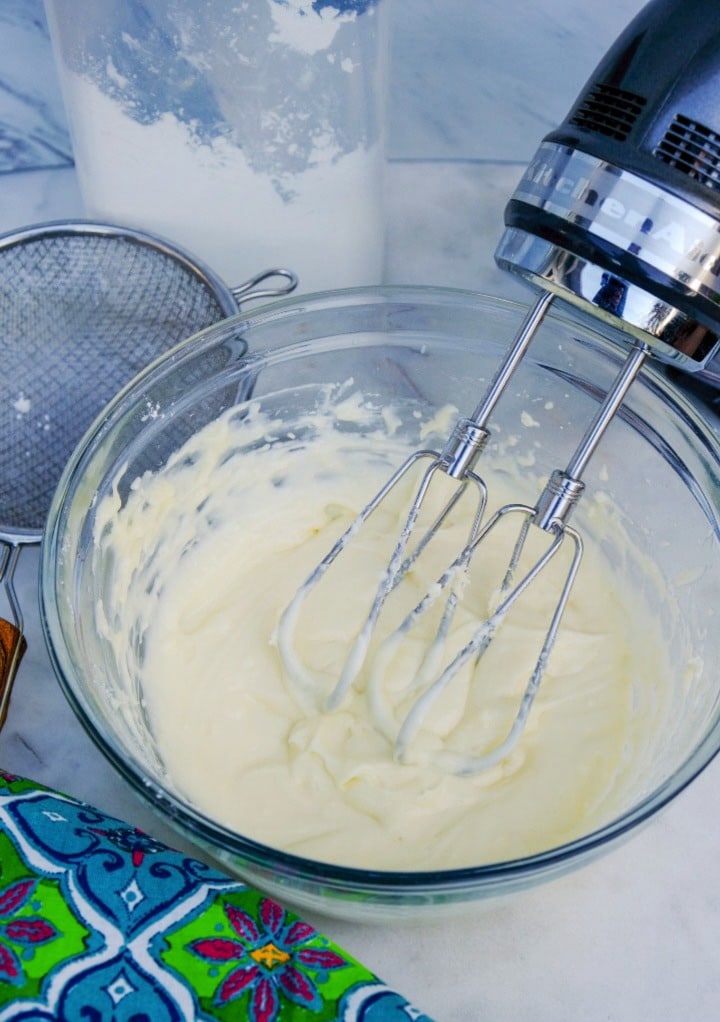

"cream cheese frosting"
[93,386,685,871]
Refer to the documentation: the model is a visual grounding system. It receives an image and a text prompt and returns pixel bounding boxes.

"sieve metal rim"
[0,217,242,320]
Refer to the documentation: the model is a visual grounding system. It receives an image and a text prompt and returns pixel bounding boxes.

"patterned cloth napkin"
[0,771,433,1020]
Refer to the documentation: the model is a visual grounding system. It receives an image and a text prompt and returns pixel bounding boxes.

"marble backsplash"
[3,0,646,173]
[0,0,71,171]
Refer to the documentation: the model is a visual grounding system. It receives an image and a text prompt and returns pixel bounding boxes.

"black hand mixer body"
[496,0,720,383]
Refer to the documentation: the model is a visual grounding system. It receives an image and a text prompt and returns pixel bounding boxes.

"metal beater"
[278,0,720,770]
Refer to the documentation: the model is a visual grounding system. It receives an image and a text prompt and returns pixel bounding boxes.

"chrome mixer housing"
[495,0,720,387]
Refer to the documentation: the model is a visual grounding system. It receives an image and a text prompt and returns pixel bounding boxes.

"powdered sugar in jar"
[46,0,388,293]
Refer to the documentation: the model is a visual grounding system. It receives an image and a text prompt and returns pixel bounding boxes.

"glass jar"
[45,0,388,293]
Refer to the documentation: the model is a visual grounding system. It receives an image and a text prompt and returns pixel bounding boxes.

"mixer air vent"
[654,114,720,191]
[569,83,646,141]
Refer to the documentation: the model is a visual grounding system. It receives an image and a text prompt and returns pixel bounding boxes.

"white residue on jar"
[268,0,358,54]
[65,79,383,292]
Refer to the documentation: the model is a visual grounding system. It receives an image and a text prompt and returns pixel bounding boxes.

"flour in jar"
[50,0,386,291]
[93,390,687,871]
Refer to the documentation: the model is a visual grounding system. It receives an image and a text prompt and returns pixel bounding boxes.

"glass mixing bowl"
[40,287,720,921]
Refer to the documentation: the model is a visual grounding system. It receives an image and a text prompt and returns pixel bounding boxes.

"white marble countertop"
[3,157,720,1022]
[2,2,720,1019]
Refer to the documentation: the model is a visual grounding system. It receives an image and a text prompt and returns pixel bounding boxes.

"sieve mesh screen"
[1,227,237,533]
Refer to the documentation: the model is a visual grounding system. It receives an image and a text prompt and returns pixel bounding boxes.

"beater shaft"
[534,341,649,529]
[442,290,555,478]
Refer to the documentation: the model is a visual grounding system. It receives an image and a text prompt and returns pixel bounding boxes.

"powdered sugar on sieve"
[12,395,31,416]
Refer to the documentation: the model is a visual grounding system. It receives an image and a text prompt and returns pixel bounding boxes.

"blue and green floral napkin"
[0,771,433,1020]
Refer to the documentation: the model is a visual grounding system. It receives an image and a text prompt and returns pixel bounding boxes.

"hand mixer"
[278,0,720,772]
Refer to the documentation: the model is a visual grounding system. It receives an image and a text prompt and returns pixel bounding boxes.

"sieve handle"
[0,617,25,730]
[231,268,299,305]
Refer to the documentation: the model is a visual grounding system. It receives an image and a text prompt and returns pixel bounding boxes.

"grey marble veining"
[388,0,646,161]
[0,0,71,172]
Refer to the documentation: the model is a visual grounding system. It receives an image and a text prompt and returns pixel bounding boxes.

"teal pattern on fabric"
[0,771,434,1021]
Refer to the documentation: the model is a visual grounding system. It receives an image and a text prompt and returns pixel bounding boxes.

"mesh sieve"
[0,218,297,723]
[1,220,296,535]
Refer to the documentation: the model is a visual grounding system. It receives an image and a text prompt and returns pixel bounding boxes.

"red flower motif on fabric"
[0,877,59,986]
[190,897,348,1020]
